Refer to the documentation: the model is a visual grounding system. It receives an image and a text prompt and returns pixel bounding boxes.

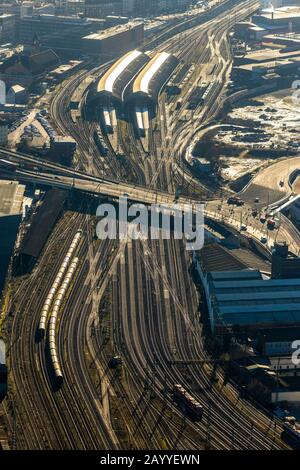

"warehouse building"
[253,7,300,32]
[0,180,25,299]
[234,48,300,66]
[263,32,300,49]
[233,56,300,85]
[201,268,300,335]
[50,135,77,166]
[234,21,267,42]
[196,242,300,336]
[18,189,67,272]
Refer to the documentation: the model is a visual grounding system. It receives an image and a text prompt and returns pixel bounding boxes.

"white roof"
[140,52,170,94]
[101,50,141,93]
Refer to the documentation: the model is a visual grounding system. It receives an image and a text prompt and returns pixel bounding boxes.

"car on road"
[240,224,247,232]
[227,196,244,206]
[255,197,260,203]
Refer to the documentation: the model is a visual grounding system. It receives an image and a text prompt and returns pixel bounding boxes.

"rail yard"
[1,0,300,459]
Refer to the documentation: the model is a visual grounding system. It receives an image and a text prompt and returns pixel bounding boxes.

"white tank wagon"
[49,257,79,384]
[39,230,82,336]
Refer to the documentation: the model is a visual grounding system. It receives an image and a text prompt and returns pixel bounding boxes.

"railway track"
[6,0,288,452]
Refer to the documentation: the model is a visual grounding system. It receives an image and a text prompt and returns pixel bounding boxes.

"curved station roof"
[129,51,179,103]
[97,50,150,102]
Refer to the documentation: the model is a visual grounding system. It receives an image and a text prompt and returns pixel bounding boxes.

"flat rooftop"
[83,21,143,41]
[197,243,248,273]
[241,48,300,63]
[51,60,82,75]
[237,58,298,71]
[258,6,300,20]
[0,180,25,217]
[0,14,14,19]
[209,271,300,327]
[265,33,300,44]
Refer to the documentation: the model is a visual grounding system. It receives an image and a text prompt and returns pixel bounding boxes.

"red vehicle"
[267,219,276,229]
[173,384,203,421]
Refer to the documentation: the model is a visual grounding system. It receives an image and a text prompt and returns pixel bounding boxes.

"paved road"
[240,156,300,207]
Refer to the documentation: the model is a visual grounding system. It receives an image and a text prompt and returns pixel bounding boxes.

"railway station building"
[96,50,150,108]
[126,51,179,116]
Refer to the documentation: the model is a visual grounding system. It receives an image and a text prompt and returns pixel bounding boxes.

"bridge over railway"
[3,147,300,256]
[0,149,205,208]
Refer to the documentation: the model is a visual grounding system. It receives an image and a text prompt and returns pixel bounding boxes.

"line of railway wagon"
[38,230,82,383]
[39,230,82,335]
[49,257,79,383]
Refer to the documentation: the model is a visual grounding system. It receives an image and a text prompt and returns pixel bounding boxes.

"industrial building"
[253,7,300,32]
[81,22,144,57]
[0,180,25,298]
[50,135,77,166]
[96,50,150,105]
[271,242,300,279]
[234,48,300,66]
[18,189,67,272]
[255,327,300,356]
[48,59,83,83]
[127,51,179,113]
[196,242,300,336]
[204,269,300,334]
[233,56,300,85]
[234,21,267,42]
[264,32,300,49]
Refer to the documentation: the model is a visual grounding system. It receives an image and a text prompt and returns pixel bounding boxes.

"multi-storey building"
[0,14,16,44]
